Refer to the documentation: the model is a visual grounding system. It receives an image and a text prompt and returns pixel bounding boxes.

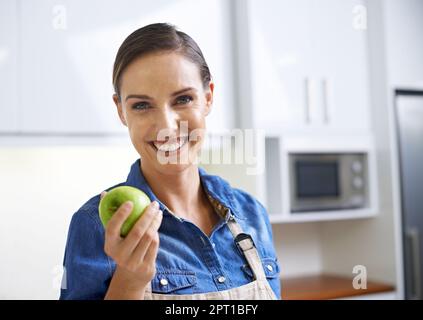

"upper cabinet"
[20,0,126,134]
[384,0,423,87]
[244,0,371,134]
[0,0,19,133]
[1,0,235,136]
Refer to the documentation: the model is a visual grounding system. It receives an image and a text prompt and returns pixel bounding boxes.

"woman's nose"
[155,107,180,133]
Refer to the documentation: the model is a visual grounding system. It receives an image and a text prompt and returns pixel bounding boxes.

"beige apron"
[144,215,278,300]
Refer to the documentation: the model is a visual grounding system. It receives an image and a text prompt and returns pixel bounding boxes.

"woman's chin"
[152,158,198,176]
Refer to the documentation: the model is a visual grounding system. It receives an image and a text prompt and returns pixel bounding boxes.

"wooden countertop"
[281,274,395,300]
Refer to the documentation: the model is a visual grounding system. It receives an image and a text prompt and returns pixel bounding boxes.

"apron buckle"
[234,233,255,256]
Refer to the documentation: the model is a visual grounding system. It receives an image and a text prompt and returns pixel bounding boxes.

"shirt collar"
[125,159,245,220]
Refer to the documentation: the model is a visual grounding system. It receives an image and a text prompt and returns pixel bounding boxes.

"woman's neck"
[140,162,204,219]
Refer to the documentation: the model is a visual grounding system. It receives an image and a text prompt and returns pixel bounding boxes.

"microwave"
[289,153,369,213]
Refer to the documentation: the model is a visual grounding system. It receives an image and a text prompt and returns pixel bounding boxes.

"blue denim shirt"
[60,159,281,299]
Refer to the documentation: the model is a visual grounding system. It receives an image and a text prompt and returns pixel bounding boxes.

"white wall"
[0,145,138,299]
[272,223,323,278]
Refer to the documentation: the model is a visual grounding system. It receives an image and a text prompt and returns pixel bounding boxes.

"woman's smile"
[151,136,189,152]
[148,136,191,162]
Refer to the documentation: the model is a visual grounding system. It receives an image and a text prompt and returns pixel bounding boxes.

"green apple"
[98,186,151,237]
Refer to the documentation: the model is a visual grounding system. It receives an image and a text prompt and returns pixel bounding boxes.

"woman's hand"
[101,191,163,299]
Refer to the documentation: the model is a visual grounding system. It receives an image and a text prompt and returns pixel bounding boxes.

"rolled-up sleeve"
[60,205,114,300]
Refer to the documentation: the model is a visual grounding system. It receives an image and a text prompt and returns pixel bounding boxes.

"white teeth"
[153,137,188,152]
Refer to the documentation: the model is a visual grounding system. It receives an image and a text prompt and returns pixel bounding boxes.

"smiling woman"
[59,23,280,300]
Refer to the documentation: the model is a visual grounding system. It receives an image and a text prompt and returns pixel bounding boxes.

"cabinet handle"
[304,78,311,124]
[406,227,422,299]
[322,78,330,124]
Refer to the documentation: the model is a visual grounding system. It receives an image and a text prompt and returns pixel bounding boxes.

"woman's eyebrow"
[125,87,196,102]
[171,87,196,97]
[125,94,152,101]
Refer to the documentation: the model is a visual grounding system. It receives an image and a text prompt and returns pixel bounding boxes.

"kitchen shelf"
[268,209,377,224]
[281,274,396,300]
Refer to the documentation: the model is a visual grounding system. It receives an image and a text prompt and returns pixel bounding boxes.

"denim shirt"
[60,159,281,299]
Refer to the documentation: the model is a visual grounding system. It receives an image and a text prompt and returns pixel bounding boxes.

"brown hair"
[112,23,212,100]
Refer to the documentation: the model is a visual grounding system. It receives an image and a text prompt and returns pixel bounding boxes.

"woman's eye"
[132,102,150,110]
[175,95,193,105]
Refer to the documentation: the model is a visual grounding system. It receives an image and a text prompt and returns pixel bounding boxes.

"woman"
[60,23,280,300]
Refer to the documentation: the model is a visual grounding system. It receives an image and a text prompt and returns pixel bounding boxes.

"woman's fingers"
[103,198,163,272]
[123,201,161,253]
[142,230,160,267]
[130,211,163,263]
[105,201,134,240]
[100,191,107,199]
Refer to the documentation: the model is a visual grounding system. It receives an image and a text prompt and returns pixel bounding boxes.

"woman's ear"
[113,93,128,127]
[204,82,214,116]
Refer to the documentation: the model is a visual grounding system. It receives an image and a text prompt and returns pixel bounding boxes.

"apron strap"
[226,215,267,281]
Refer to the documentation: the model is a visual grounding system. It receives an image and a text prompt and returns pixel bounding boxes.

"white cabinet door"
[19,0,234,134]
[0,0,19,133]
[248,0,313,131]
[247,0,371,133]
[20,0,126,134]
[308,0,371,132]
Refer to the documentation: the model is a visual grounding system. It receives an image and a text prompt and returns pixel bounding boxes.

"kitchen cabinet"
[308,0,371,132]
[0,0,19,133]
[245,0,371,133]
[4,0,234,136]
[384,0,423,87]
[20,0,125,134]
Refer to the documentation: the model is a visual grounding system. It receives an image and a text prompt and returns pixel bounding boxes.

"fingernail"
[124,201,133,210]
[152,201,159,209]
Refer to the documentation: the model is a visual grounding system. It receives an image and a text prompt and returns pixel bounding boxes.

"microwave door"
[290,155,343,213]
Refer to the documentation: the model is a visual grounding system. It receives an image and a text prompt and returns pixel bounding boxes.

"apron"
[144,214,277,300]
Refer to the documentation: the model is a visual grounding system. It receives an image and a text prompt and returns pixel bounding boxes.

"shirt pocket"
[151,269,197,294]
[241,257,280,279]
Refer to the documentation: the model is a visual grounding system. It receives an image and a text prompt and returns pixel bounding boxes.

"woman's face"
[114,52,213,175]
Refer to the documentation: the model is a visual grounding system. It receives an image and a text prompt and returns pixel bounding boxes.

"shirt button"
[266,265,273,272]
[212,243,216,248]
[160,278,168,286]
[217,276,226,283]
